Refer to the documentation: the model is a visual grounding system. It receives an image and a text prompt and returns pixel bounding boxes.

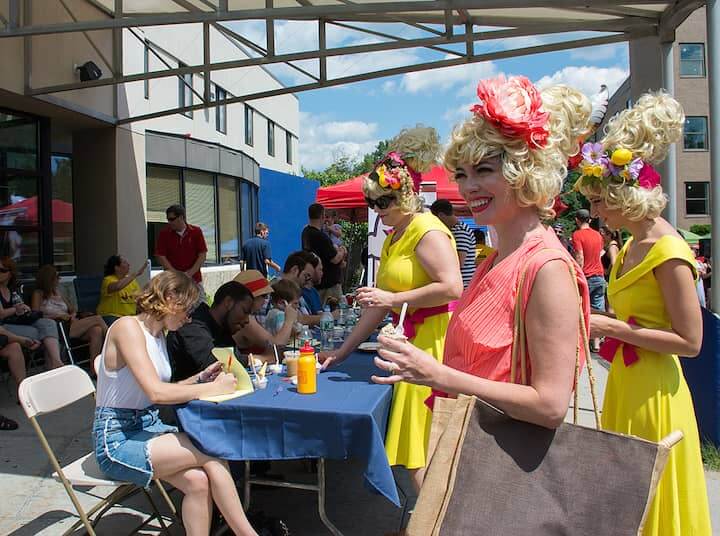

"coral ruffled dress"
[601,235,711,535]
[443,227,589,385]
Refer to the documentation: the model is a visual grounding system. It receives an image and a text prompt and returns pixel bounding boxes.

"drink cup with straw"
[269,344,283,374]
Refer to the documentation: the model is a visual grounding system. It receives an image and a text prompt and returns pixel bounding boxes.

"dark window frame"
[684,116,708,151]
[267,120,275,157]
[286,131,293,164]
[215,85,227,134]
[178,62,193,119]
[143,40,150,99]
[245,105,254,146]
[679,43,706,78]
[146,163,257,268]
[685,181,710,216]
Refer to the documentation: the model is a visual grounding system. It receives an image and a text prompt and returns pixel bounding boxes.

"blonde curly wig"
[577,91,683,221]
[136,270,199,320]
[444,85,591,220]
[362,125,441,215]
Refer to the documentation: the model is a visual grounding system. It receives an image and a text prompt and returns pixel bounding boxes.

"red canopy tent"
[315,165,466,209]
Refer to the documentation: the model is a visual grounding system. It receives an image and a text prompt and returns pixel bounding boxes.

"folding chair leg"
[142,487,173,535]
[155,479,181,522]
[57,322,76,365]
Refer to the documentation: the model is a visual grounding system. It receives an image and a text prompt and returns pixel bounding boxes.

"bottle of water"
[344,308,357,338]
[299,325,312,347]
[320,306,334,350]
[337,301,347,328]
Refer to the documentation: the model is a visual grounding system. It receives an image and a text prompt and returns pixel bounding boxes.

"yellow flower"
[611,148,632,166]
[377,166,388,188]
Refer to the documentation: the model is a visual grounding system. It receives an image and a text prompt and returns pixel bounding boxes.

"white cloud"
[443,101,475,123]
[535,65,628,99]
[299,112,380,170]
[399,57,499,95]
[570,43,626,61]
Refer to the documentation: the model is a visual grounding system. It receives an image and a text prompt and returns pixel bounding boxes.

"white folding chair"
[19,365,178,536]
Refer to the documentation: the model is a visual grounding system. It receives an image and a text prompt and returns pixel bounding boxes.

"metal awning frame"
[0,0,704,124]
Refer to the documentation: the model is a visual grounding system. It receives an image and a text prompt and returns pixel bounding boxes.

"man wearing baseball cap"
[233,270,298,357]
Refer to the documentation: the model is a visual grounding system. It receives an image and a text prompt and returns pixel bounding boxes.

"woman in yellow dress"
[319,126,463,490]
[577,92,712,535]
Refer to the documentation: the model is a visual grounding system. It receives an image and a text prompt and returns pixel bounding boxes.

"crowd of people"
[1,75,713,535]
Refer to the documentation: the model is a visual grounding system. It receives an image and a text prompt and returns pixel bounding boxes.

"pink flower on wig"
[471,75,550,148]
[637,162,661,190]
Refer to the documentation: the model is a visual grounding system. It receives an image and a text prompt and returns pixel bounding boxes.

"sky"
[227,20,630,172]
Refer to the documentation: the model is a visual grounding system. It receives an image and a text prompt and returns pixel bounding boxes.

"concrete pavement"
[0,356,717,535]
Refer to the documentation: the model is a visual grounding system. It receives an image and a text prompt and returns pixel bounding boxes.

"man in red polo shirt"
[572,208,605,351]
[155,204,207,294]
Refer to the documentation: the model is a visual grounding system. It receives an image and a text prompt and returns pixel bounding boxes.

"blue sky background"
[227,21,630,171]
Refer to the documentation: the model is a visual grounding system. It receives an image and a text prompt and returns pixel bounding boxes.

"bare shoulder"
[533,259,576,298]
[109,316,143,342]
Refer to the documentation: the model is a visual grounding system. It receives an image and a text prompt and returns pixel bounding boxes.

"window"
[185,170,217,264]
[245,105,254,146]
[218,176,239,262]
[625,98,632,109]
[685,181,709,216]
[267,120,275,156]
[684,116,708,150]
[240,181,254,243]
[286,131,293,164]
[51,155,74,272]
[680,43,705,77]
[0,111,41,275]
[178,62,193,118]
[215,85,227,134]
[143,40,150,99]
[146,166,181,264]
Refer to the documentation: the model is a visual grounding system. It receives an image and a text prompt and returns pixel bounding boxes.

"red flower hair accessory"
[471,75,550,149]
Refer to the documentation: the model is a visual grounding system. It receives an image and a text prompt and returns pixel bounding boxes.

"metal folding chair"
[19,365,178,536]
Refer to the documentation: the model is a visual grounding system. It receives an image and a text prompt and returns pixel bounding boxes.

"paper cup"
[252,376,268,389]
[268,363,283,375]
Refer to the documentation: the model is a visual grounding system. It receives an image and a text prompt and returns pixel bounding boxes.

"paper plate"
[357,342,381,352]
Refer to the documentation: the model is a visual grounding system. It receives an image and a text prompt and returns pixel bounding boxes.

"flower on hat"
[471,75,550,148]
[610,148,633,166]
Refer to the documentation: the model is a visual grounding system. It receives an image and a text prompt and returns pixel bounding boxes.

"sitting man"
[167,280,253,381]
[233,270,298,360]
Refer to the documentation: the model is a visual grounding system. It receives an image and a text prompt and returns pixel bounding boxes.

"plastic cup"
[268,363,283,375]
[252,376,268,389]
[283,350,300,376]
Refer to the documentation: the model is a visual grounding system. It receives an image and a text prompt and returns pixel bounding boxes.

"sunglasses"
[365,195,396,210]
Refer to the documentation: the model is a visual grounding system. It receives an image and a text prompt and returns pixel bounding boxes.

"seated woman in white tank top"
[93,271,258,536]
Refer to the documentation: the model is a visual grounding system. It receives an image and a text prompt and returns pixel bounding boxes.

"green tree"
[302,155,356,187]
[554,169,589,236]
[690,224,711,236]
[352,140,390,176]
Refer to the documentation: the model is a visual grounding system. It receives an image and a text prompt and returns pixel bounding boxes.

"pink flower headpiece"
[471,75,550,149]
[369,151,422,192]
[573,142,661,191]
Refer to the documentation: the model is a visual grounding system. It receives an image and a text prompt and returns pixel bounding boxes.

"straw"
[249,352,258,378]
[272,344,280,365]
[396,302,408,336]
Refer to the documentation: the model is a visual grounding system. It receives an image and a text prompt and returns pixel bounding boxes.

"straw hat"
[233,270,273,297]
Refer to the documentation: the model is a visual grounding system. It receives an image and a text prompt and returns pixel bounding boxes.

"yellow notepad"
[199,347,255,403]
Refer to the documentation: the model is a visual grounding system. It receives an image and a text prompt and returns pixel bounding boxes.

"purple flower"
[627,158,643,181]
[581,142,605,164]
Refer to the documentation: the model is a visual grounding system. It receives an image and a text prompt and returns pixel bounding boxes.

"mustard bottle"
[297,341,317,395]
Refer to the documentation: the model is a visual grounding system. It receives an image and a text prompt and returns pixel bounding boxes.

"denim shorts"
[93,406,178,488]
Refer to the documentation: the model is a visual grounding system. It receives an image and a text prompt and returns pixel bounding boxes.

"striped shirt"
[451,220,477,287]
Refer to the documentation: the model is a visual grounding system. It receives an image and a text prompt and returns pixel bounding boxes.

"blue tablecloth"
[175,352,399,506]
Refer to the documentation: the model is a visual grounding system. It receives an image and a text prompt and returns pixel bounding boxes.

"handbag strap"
[511,249,602,428]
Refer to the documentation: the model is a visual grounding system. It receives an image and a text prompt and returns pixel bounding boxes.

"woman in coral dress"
[319,126,463,489]
[373,77,592,436]
[577,92,711,535]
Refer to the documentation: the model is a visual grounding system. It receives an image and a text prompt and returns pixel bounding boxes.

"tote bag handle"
[510,250,602,428]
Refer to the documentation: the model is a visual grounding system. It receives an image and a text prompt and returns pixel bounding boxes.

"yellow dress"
[376,212,455,469]
[96,275,140,317]
[603,235,712,535]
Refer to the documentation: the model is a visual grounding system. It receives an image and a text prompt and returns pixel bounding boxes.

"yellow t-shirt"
[96,275,140,317]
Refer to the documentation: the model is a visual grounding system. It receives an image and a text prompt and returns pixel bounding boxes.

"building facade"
[604,8,710,231]
[0,0,300,291]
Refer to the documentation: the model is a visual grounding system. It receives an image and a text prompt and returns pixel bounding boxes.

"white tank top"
[96,317,172,410]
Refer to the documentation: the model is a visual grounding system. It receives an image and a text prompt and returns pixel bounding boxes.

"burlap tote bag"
[407,255,683,536]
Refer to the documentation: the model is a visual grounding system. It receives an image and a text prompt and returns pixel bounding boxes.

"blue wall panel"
[259,169,319,274]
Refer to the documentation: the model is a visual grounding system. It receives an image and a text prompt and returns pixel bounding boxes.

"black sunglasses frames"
[365,195,395,210]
